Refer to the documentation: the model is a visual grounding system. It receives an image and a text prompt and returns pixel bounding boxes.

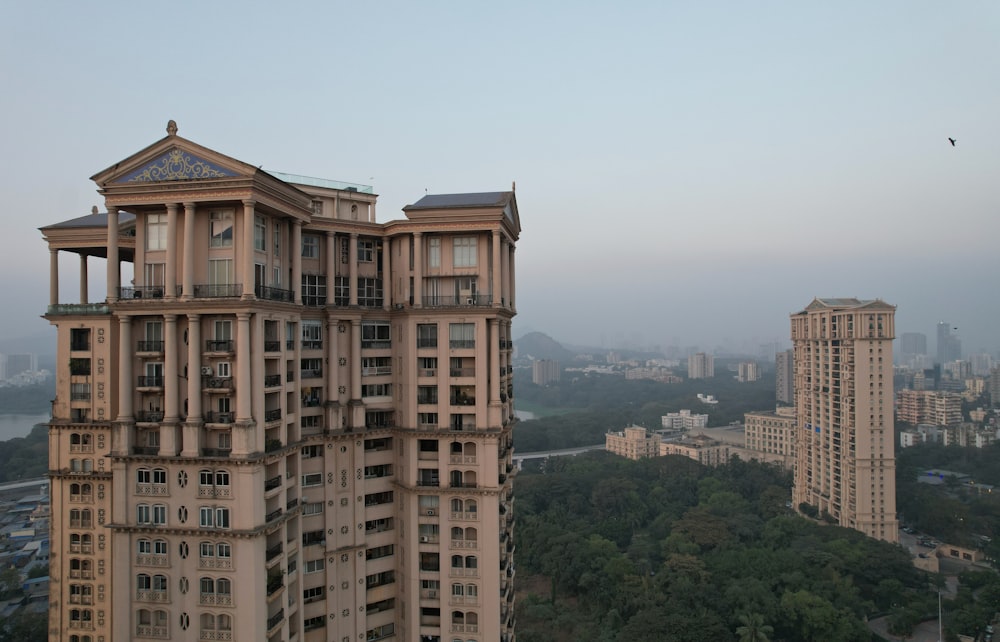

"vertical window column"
[326,317,339,408]
[492,230,501,307]
[117,315,133,420]
[183,314,202,457]
[351,319,362,401]
[165,204,178,299]
[292,220,303,305]
[49,248,59,306]
[508,243,516,310]
[79,253,88,304]
[490,319,501,404]
[349,233,359,306]
[236,313,252,422]
[382,238,391,310]
[106,204,120,302]
[242,201,256,299]
[325,231,337,290]
[161,314,179,456]
[413,232,423,308]
[182,202,196,299]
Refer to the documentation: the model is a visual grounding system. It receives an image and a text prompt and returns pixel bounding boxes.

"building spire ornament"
[166,120,178,136]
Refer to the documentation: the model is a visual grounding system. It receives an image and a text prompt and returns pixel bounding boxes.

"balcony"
[450,368,475,377]
[264,374,282,387]
[205,340,234,353]
[265,543,283,562]
[422,294,492,307]
[47,303,110,316]
[137,376,164,388]
[132,446,160,456]
[194,283,242,298]
[264,340,281,352]
[204,412,234,425]
[203,377,233,391]
[449,340,476,349]
[118,286,166,300]
[264,476,282,492]
[137,340,164,353]
[266,609,284,633]
[255,285,294,303]
[300,369,322,380]
[266,575,284,596]
[202,448,232,458]
[264,409,282,423]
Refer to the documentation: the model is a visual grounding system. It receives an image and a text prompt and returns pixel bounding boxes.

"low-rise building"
[605,426,661,460]
[661,409,709,431]
[660,434,731,467]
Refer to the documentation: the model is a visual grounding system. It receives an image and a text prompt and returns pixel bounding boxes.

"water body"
[0,413,49,441]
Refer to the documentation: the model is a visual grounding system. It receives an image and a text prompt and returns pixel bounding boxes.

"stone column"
[508,244,516,311]
[117,316,132,420]
[292,220,303,304]
[326,317,339,406]
[182,202,196,299]
[161,314,179,456]
[236,313,252,422]
[492,231,501,307]
[413,232,423,308]
[49,249,59,306]
[489,319,501,404]
[351,319,362,400]
[242,201,256,299]
[182,314,202,457]
[165,204,178,299]
[500,240,510,308]
[106,206,120,302]
[382,238,391,310]
[79,254,88,304]
[349,233,358,306]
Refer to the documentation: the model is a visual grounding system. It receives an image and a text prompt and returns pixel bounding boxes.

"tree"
[735,612,773,642]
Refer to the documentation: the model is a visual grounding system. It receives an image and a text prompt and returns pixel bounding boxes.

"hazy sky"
[2,1,998,355]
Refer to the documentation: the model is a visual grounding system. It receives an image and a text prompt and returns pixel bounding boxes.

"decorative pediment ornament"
[115,148,237,183]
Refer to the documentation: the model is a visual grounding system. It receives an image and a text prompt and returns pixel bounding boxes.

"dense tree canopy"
[0,424,48,482]
[513,453,931,642]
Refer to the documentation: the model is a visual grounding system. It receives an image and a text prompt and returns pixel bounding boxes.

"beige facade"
[41,123,518,642]
[743,406,796,468]
[791,298,898,543]
[896,389,963,426]
[659,435,731,467]
[687,352,714,379]
[605,426,661,460]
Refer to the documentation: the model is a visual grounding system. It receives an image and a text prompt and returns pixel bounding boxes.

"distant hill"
[515,332,574,362]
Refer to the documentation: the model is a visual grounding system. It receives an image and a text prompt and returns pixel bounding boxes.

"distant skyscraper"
[899,332,927,364]
[5,353,37,376]
[936,322,961,364]
[532,359,560,385]
[687,352,714,379]
[775,349,794,405]
[791,298,898,543]
[737,361,761,383]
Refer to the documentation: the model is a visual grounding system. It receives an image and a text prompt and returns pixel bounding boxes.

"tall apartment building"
[936,322,961,365]
[737,361,760,383]
[41,123,519,642]
[791,298,898,543]
[531,359,560,386]
[775,349,794,405]
[896,389,963,426]
[687,352,714,379]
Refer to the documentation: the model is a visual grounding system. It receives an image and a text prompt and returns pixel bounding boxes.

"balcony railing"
[137,376,164,388]
[264,340,281,352]
[302,295,326,307]
[265,543,283,562]
[255,285,294,303]
[204,412,233,425]
[118,286,166,300]
[205,339,234,352]
[266,575,284,596]
[266,609,284,632]
[264,409,282,422]
[137,340,164,352]
[449,340,476,349]
[203,377,233,390]
[263,374,282,387]
[264,476,282,492]
[132,446,159,456]
[194,283,242,298]
[422,294,492,307]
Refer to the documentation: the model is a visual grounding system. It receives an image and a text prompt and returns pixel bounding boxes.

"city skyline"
[2,2,1000,353]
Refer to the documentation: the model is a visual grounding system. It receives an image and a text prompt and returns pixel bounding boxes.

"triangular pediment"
[114,147,238,183]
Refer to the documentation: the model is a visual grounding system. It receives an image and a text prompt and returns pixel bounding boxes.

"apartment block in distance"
[790,298,898,543]
[687,352,714,379]
[40,122,519,642]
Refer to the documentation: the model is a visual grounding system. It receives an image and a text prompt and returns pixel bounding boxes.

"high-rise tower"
[41,123,519,642]
[790,298,898,543]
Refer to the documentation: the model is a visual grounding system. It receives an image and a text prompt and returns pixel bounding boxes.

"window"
[418,413,438,427]
[70,328,91,351]
[199,507,230,529]
[208,259,233,286]
[303,502,323,516]
[417,386,438,404]
[449,323,475,349]
[453,237,477,267]
[366,544,394,561]
[146,213,167,251]
[362,383,392,398]
[365,491,394,507]
[301,445,323,458]
[144,263,165,288]
[361,321,390,348]
[273,222,281,256]
[358,239,374,262]
[303,586,324,603]
[418,357,437,376]
[364,464,392,479]
[340,237,349,264]
[428,237,440,268]
[362,357,391,376]
[304,616,325,632]
[301,473,322,487]
[304,558,325,574]
[254,215,266,251]
[358,277,383,307]
[302,274,326,306]
[366,570,395,589]
[209,210,233,247]
[365,517,393,533]
[365,437,392,451]
[334,276,350,305]
[137,504,151,525]
[417,324,438,348]
[302,321,322,349]
[302,234,319,258]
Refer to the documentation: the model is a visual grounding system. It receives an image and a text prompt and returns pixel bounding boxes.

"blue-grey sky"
[2,1,998,355]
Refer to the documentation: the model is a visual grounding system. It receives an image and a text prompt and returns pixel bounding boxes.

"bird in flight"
[948,137,956,146]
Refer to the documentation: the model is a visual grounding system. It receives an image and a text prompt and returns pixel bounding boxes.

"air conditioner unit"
[426,509,436,516]
[201,366,214,376]
[420,536,429,543]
